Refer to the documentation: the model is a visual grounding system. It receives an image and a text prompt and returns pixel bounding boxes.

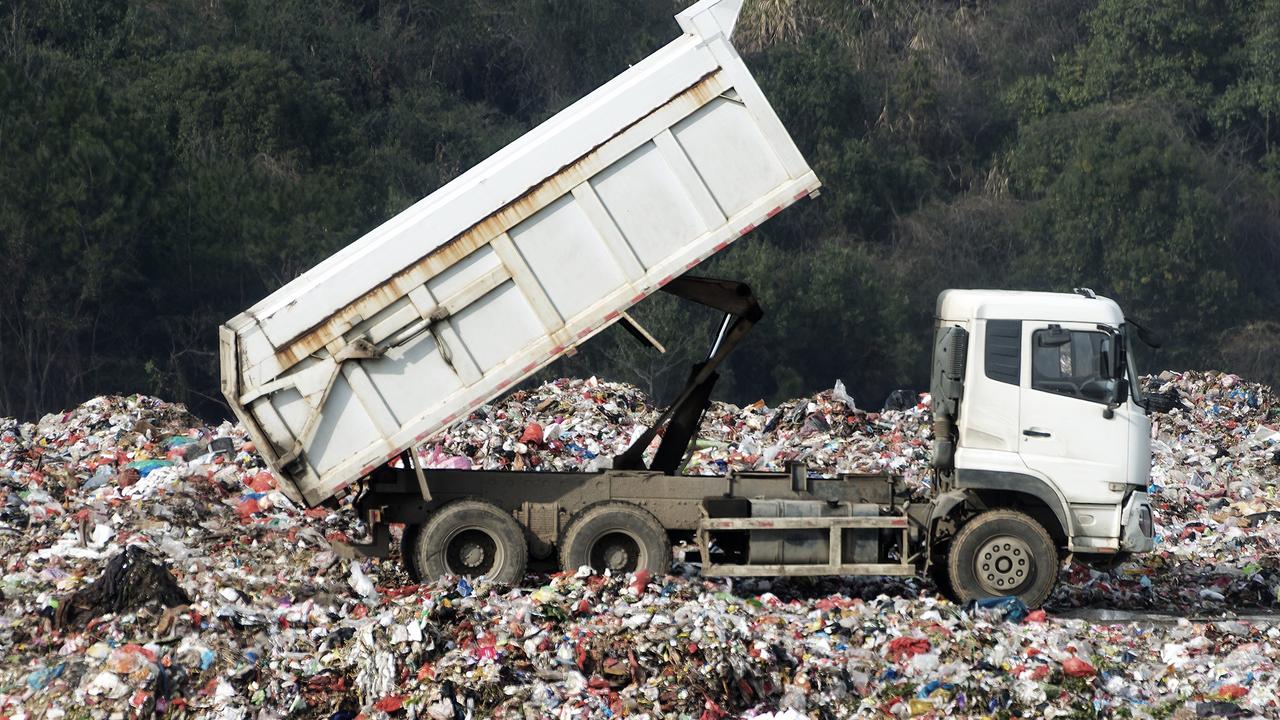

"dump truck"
[221,0,1156,607]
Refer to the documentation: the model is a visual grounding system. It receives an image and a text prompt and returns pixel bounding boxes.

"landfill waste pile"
[0,372,1277,718]
[419,377,658,473]
[420,377,933,489]
[685,379,933,493]
[1057,370,1280,611]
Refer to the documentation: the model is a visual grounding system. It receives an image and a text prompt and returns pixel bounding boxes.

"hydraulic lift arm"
[612,276,762,474]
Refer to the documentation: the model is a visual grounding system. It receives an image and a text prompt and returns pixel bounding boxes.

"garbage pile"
[420,377,658,472]
[420,377,933,491]
[0,395,364,717]
[0,372,1278,718]
[1059,371,1280,610]
[686,380,932,492]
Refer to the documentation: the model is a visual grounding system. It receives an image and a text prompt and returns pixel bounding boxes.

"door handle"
[1022,428,1051,438]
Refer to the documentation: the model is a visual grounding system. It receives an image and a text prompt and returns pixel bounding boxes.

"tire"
[928,544,957,602]
[413,499,528,585]
[400,524,423,581]
[559,501,671,576]
[947,509,1057,608]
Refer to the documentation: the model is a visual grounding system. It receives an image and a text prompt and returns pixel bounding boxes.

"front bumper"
[1119,491,1155,553]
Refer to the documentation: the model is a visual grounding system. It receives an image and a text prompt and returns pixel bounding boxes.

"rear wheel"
[559,502,670,576]
[401,524,423,581]
[413,499,528,584]
[947,509,1057,608]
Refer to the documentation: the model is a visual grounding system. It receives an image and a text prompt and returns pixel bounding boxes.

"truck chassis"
[354,465,921,580]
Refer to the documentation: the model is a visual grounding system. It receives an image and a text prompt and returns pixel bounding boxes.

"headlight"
[1139,506,1152,537]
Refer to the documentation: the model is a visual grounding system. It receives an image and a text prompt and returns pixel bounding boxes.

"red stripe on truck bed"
[739,224,755,236]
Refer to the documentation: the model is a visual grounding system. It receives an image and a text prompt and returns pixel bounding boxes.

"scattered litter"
[0,373,1277,718]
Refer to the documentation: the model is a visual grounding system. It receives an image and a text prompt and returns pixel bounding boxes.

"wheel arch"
[941,469,1073,546]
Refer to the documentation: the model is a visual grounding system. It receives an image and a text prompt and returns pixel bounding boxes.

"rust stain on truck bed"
[274,70,727,369]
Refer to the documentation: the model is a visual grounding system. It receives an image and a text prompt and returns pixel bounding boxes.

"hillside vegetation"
[3,0,1278,417]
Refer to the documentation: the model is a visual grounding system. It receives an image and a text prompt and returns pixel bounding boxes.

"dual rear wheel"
[405,499,528,584]
[403,499,670,584]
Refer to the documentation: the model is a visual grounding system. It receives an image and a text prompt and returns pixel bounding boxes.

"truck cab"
[927,289,1156,603]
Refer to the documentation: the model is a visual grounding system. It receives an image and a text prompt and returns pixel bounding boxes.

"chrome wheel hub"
[975,535,1032,595]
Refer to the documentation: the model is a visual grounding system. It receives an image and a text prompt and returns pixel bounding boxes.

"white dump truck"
[220,0,1156,607]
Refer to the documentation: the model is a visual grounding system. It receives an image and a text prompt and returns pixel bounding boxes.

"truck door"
[1017,322,1129,509]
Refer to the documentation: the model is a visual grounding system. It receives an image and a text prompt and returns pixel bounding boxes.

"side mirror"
[1101,378,1128,419]
[1113,378,1129,404]
[1104,337,1122,380]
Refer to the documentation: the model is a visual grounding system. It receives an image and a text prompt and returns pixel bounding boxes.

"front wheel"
[947,509,1057,608]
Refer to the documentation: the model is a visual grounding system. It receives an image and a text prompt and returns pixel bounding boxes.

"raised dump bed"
[220,0,820,506]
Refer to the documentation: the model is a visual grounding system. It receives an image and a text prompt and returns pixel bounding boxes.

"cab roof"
[937,289,1125,325]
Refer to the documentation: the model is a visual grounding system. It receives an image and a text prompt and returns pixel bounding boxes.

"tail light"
[1139,506,1153,537]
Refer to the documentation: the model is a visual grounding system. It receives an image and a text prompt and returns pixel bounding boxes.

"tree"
[1004,106,1242,366]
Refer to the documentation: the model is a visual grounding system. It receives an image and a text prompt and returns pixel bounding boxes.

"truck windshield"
[1121,323,1147,404]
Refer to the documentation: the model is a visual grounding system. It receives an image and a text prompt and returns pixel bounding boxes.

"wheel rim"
[588,531,644,573]
[443,527,501,577]
[974,534,1032,595]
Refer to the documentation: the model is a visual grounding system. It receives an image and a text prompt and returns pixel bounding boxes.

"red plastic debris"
[1216,684,1249,699]
[884,636,931,661]
[519,422,544,444]
[1063,656,1097,678]
[246,471,276,492]
[629,569,652,595]
[235,498,260,518]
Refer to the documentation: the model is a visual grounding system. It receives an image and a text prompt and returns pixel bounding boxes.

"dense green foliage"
[2,0,1277,419]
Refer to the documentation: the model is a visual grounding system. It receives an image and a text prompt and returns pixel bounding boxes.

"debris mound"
[0,374,1278,718]
[58,546,191,628]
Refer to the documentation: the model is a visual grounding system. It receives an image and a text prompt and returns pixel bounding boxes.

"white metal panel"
[221,0,823,505]
[452,282,546,372]
[364,334,462,426]
[428,246,503,301]
[509,195,628,321]
[1017,320,1129,508]
[671,97,789,217]
[591,142,709,269]
[308,374,383,475]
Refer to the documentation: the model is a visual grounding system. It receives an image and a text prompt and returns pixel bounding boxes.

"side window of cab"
[1031,329,1112,403]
